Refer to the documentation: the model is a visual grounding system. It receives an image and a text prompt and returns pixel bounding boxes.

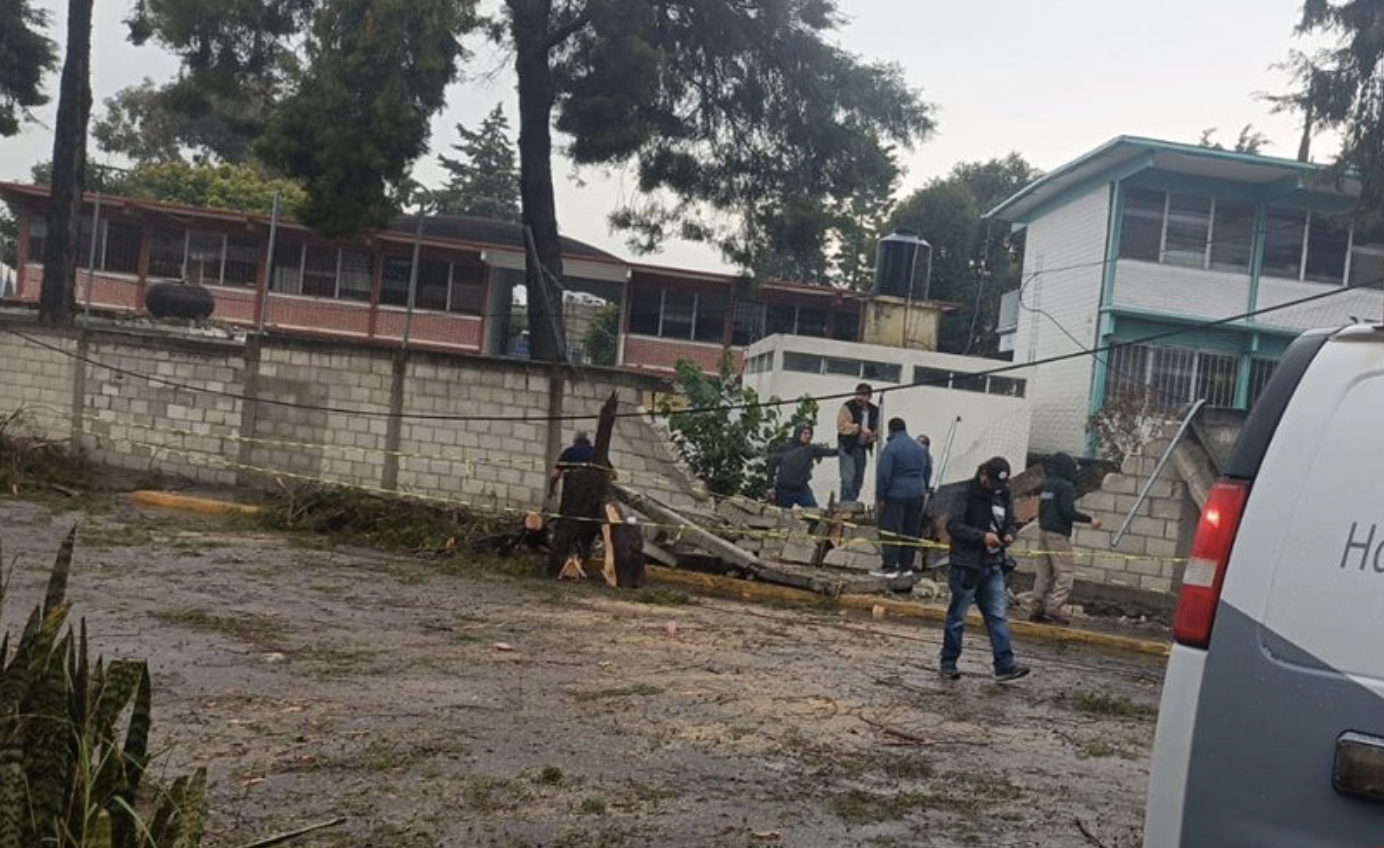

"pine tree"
[434,105,520,221]
[0,0,57,136]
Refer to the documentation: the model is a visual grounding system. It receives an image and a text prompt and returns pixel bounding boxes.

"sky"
[1,0,1335,273]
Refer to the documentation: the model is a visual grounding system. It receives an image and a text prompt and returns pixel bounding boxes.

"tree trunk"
[511,0,568,363]
[548,390,618,578]
[39,0,94,325]
[1296,100,1315,163]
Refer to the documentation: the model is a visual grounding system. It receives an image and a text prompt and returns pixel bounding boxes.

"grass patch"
[152,607,287,650]
[0,420,101,500]
[362,741,409,772]
[464,776,531,812]
[1078,740,1140,761]
[571,684,664,703]
[536,766,566,786]
[578,797,609,816]
[1069,690,1158,720]
[82,522,159,549]
[829,790,928,825]
[630,588,695,607]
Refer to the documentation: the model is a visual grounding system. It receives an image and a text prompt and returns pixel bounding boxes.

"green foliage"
[1291,0,1384,217]
[256,0,479,236]
[0,206,16,272]
[1197,124,1269,154]
[92,78,272,165]
[29,159,305,216]
[0,0,57,136]
[0,526,208,848]
[886,154,1041,355]
[434,105,520,221]
[257,483,509,551]
[660,356,817,499]
[582,303,621,368]
[566,0,934,280]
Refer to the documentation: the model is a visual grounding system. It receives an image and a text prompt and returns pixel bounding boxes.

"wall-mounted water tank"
[874,229,932,300]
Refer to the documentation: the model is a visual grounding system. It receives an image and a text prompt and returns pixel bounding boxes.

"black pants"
[880,496,925,572]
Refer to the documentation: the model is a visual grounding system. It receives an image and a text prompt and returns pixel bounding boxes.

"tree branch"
[545,10,591,49]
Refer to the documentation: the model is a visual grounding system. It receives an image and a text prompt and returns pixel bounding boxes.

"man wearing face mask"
[939,457,1030,683]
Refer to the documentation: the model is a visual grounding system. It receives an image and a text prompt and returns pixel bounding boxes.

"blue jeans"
[839,445,868,502]
[940,565,1017,674]
[775,486,818,509]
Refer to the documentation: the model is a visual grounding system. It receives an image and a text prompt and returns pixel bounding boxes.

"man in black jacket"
[939,457,1030,682]
[1032,452,1102,625]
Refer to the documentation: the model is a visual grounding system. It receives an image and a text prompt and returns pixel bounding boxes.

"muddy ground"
[0,497,1164,847]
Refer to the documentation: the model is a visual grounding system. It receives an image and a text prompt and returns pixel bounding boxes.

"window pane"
[1304,212,1350,284]
[1262,207,1307,278]
[913,366,951,388]
[1248,358,1277,407]
[75,217,97,270]
[448,262,485,314]
[1209,200,1255,272]
[302,246,338,298]
[223,236,259,287]
[628,286,661,335]
[988,376,1027,398]
[783,352,822,374]
[1119,188,1164,262]
[381,256,412,306]
[1195,352,1238,408]
[1163,194,1211,267]
[1149,347,1196,411]
[695,292,727,343]
[339,250,373,302]
[149,228,184,278]
[796,307,827,338]
[25,216,46,262]
[826,357,860,377]
[661,290,695,340]
[415,258,450,311]
[952,372,986,393]
[833,309,860,342]
[271,243,304,294]
[731,301,764,346]
[1350,245,1384,288]
[185,232,224,286]
[103,223,141,274]
[862,361,901,383]
[1105,344,1150,404]
[766,304,796,335]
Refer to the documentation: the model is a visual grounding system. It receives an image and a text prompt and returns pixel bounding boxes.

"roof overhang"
[986,136,1361,225]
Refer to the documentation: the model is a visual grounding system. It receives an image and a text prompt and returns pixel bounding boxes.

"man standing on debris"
[915,434,935,493]
[871,418,930,579]
[766,424,837,509]
[836,383,880,503]
[939,457,1030,682]
[548,431,595,500]
[1031,452,1101,625]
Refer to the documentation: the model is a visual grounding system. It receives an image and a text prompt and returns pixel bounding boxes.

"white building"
[743,334,1033,505]
[989,136,1384,456]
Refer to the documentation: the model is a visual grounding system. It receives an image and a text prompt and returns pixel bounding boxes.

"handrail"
[1110,399,1206,550]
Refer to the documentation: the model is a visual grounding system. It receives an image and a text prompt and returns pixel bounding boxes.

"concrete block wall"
[0,311,703,516]
[1068,421,1198,595]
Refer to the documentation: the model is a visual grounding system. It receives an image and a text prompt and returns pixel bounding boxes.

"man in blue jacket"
[870,418,930,579]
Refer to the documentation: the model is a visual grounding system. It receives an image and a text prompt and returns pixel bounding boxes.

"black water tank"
[874,229,931,299]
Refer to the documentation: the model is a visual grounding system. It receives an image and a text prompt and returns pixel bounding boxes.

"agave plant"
[0,527,206,848]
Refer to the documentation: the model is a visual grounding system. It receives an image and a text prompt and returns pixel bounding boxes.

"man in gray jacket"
[766,425,837,509]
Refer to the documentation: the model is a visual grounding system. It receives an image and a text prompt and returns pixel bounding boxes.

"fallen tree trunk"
[612,484,846,596]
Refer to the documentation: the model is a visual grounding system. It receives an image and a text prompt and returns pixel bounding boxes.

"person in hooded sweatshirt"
[766,424,838,509]
[871,418,930,579]
[1032,452,1102,625]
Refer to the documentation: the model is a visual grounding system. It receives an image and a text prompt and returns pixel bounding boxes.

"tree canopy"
[0,0,58,136]
[886,154,1041,356]
[434,104,521,221]
[31,158,307,215]
[1290,0,1384,212]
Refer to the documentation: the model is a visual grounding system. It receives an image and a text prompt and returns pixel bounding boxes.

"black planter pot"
[145,281,215,321]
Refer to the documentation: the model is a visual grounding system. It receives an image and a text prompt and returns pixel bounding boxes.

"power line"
[4,270,1380,424]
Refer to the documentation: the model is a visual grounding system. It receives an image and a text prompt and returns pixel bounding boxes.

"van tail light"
[1173,479,1251,649]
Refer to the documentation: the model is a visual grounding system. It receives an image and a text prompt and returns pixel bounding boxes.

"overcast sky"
[1,0,1332,272]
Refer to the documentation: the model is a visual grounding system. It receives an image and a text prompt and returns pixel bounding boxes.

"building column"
[134,224,152,312]
[1247,202,1267,320]
[367,246,384,341]
[16,211,30,298]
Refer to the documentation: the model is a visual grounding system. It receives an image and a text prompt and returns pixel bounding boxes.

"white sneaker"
[870,569,902,579]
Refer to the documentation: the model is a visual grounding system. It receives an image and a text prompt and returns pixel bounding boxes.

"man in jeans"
[766,424,837,509]
[939,457,1030,682]
[835,383,880,503]
[871,418,930,579]
[1032,452,1101,625]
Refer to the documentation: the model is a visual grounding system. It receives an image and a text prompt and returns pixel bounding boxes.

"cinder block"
[1103,474,1137,495]
[1139,575,1173,594]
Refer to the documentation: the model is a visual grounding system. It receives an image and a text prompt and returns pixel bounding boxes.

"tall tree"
[435,104,521,220]
[39,0,94,324]
[1287,0,1384,209]
[0,0,58,136]
[886,154,1041,356]
[129,0,931,362]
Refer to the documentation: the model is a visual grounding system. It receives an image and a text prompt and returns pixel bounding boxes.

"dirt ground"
[0,497,1165,848]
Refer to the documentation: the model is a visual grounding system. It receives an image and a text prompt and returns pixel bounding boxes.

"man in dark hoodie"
[1032,452,1102,625]
[940,457,1029,682]
[766,424,837,509]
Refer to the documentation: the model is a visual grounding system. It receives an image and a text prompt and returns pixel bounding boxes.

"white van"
[1144,324,1384,846]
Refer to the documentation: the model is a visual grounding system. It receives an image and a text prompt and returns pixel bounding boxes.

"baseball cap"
[981,456,1012,487]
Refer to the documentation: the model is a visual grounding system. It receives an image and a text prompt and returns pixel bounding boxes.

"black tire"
[145,281,216,321]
